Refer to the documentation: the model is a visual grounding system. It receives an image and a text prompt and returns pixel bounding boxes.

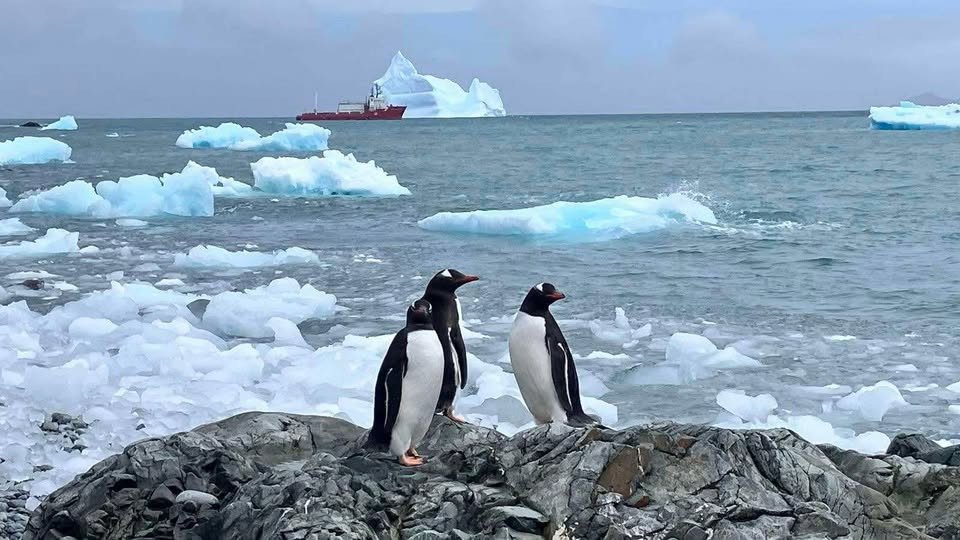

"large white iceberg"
[176,122,330,151]
[375,51,505,118]
[419,193,716,239]
[174,245,320,268]
[251,150,410,196]
[9,162,231,217]
[40,115,78,131]
[0,136,72,165]
[869,101,960,130]
[0,228,79,260]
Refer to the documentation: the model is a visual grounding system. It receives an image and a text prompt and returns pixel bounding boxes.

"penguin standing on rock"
[509,283,597,426]
[368,299,445,466]
[422,268,479,422]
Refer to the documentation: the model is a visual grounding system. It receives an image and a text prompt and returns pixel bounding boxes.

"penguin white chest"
[390,329,444,456]
[508,312,568,424]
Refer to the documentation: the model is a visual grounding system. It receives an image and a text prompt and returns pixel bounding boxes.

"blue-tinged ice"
[175,122,330,151]
[40,115,78,131]
[251,150,411,196]
[174,245,320,268]
[0,186,10,208]
[0,137,72,165]
[375,51,505,118]
[418,193,716,240]
[0,228,79,260]
[869,101,960,130]
[175,122,260,148]
[231,123,331,151]
[9,162,235,218]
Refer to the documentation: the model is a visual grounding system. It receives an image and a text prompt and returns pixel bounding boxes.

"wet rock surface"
[22,414,960,539]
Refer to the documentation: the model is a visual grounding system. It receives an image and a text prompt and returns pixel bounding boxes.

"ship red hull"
[296,105,406,121]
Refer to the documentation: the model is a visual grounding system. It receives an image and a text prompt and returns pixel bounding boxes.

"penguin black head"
[520,282,566,314]
[406,299,433,325]
[425,268,479,294]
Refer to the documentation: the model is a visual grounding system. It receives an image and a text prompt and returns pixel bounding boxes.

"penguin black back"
[367,299,435,449]
[422,269,479,417]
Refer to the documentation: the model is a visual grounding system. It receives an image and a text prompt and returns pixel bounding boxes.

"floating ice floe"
[625,332,761,385]
[715,414,891,454]
[175,122,330,151]
[869,101,960,130]
[40,115,78,131]
[589,307,651,347]
[105,132,119,138]
[0,186,11,207]
[0,136,72,165]
[0,228,79,260]
[9,162,238,217]
[0,218,35,236]
[116,218,148,227]
[173,245,320,268]
[836,381,907,421]
[418,193,716,240]
[716,389,778,423]
[202,278,339,338]
[948,380,960,393]
[375,51,505,118]
[251,150,410,196]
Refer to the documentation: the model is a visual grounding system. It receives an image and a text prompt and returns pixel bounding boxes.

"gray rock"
[23,412,960,539]
[888,433,943,457]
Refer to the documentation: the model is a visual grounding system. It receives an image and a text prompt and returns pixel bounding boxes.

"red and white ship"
[296,85,405,121]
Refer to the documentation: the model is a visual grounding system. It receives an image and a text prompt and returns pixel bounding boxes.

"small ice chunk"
[836,381,908,421]
[892,363,918,372]
[116,218,148,227]
[0,228,79,260]
[589,307,652,346]
[716,389,778,422]
[267,317,310,348]
[0,136,72,165]
[202,278,338,338]
[40,115,78,131]
[251,151,411,197]
[176,122,330,152]
[68,317,119,338]
[106,132,120,137]
[0,217,36,236]
[155,278,185,287]
[173,245,320,268]
[825,335,856,341]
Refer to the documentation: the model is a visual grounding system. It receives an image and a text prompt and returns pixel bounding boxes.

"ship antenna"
[314,91,318,112]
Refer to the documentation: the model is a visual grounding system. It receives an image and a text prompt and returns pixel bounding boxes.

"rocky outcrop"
[18,122,42,128]
[23,413,960,539]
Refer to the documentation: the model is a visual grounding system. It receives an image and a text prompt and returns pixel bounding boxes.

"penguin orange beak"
[459,275,479,284]
[548,291,566,300]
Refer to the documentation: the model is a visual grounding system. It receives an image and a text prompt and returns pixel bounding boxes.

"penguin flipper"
[450,324,468,389]
[369,331,408,448]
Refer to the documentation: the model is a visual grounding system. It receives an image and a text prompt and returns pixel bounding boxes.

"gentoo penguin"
[368,299,445,466]
[508,283,596,426]
[422,268,479,422]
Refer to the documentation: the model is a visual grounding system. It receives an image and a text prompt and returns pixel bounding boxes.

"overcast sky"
[4,0,960,117]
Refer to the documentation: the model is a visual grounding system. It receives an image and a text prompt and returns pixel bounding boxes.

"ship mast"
[314,91,318,112]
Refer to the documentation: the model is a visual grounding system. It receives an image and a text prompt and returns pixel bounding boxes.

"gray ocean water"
[2,113,959,442]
